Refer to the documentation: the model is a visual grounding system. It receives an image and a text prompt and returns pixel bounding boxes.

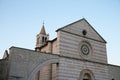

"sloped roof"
[40,25,46,34]
[56,18,106,43]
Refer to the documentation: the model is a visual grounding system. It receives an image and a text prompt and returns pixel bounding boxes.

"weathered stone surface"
[108,64,120,80]
[58,57,109,80]
[0,59,8,80]
[8,47,59,80]
[58,24,107,64]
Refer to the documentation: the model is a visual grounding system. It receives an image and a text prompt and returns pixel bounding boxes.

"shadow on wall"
[0,59,9,80]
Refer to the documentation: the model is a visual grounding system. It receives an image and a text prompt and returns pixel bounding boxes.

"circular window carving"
[79,41,92,57]
[81,44,89,55]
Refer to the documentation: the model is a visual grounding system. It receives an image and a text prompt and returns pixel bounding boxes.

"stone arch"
[79,69,95,80]
[28,58,59,80]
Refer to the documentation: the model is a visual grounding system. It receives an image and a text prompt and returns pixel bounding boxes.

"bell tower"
[36,22,49,48]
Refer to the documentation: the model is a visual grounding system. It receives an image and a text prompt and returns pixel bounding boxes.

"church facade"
[0,18,120,80]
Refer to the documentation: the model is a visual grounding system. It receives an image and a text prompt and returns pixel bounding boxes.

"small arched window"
[83,73,91,80]
[79,69,94,80]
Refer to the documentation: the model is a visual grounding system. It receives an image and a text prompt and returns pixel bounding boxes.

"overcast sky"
[0,0,120,65]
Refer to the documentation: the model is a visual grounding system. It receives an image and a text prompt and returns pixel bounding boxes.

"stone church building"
[0,18,120,80]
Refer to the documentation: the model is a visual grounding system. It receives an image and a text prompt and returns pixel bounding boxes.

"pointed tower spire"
[40,21,46,34]
[35,21,49,50]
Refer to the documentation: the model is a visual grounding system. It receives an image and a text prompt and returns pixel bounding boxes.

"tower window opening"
[45,37,47,42]
[42,37,44,42]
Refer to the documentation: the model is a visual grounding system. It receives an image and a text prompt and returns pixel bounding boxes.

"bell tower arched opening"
[36,23,49,50]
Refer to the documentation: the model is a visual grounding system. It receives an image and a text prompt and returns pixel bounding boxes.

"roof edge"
[56,18,106,43]
[56,18,85,32]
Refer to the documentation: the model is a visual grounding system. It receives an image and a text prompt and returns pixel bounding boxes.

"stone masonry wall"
[8,47,59,80]
[58,57,109,80]
[108,64,120,80]
[58,30,107,64]
[0,59,8,80]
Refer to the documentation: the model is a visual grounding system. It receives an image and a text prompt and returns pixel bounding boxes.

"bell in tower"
[35,22,49,50]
